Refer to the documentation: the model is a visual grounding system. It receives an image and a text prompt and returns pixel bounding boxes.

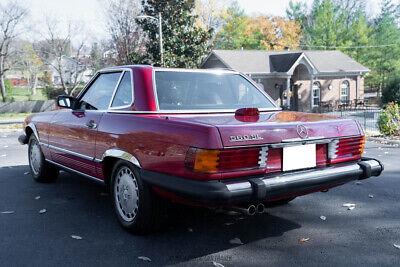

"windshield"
[154,71,276,110]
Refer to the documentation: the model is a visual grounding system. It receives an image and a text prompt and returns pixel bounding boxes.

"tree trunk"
[31,75,38,95]
[0,74,6,102]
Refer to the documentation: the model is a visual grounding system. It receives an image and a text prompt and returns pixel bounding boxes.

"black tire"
[110,160,167,234]
[28,134,59,183]
[264,197,296,207]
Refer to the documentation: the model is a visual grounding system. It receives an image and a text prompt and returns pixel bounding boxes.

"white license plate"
[283,144,316,171]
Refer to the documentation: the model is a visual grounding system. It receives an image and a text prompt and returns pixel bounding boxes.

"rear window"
[154,71,275,110]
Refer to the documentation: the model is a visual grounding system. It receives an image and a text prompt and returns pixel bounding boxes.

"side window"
[80,72,122,110]
[111,72,133,108]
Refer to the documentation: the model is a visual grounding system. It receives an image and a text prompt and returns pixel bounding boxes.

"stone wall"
[0,100,55,113]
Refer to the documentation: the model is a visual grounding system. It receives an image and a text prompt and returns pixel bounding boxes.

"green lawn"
[0,113,33,120]
[6,87,48,101]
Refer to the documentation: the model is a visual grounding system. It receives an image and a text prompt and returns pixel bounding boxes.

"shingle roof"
[205,49,369,74]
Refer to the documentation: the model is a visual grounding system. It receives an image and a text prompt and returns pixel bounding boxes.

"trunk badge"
[229,134,263,142]
[297,124,308,139]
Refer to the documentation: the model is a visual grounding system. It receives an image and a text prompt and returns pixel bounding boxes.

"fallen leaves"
[224,222,234,226]
[24,172,29,175]
[1,211,14,214]
[343,203,356,210]
[394,244,400,250]
[229,237,244,245]
[213,261,225,267]
[320,215,326,221]
[299,238,310,242]
[187,228,193,232]
[39,209,46,214]
[355,181,363,185]
[35,196,40,200]
[71,235,82,240]
[369,194,374,198]
[138,256,152,262]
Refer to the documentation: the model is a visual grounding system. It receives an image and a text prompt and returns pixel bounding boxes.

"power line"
[215,35,400,49]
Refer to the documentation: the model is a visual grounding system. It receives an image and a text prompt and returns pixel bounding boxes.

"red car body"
[19,65,383,208]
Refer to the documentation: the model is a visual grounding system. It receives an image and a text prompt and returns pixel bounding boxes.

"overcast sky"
[21,0,386,44]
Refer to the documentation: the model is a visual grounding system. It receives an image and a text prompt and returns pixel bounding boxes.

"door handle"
[86,121,97,129]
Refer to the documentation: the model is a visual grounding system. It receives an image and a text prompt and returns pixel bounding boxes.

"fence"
[319,106,381,133]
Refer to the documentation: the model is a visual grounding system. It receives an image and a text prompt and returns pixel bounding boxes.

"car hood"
[164,111,362,147]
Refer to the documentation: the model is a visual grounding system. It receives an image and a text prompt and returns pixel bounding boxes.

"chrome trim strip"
[27,123,40,142]
[45,159,104,184]
[106,108,280,114]
[107,70,125,109]
[225,161,381,193]
[152,69,279,113]
[41,142,94,161]
[96,148,141,168]
[226,181,252,192]
[108,69,135,110]
[281,136,325,142]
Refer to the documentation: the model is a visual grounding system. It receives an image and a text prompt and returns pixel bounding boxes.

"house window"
[312,81,320,106]
[341,81,349,101]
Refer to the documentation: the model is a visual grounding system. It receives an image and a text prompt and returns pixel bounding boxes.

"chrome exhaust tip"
[256,203,265,214]
[248,205,256,216]
[226,205,257,216]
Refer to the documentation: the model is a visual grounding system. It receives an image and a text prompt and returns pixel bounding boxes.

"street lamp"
[137,13,163,67]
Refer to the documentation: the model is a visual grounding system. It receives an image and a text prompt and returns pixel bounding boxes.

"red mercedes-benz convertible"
[19,65,383,233]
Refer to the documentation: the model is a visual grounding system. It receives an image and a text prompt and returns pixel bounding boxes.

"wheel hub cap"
[114,167,139,222]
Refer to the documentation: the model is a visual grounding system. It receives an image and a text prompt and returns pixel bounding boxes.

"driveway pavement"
[0,132,399,266]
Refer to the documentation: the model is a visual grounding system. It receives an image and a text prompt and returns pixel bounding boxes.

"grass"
[6,87,48,101]
[0,123,23,129]
[0,113,33,120]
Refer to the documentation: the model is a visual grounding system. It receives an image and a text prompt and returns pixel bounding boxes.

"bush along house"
[201,50,370,112]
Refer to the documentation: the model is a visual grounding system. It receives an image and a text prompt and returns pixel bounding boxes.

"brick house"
[200,50,370,112]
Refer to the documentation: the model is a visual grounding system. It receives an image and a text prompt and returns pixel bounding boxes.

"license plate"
[283,144,316,171]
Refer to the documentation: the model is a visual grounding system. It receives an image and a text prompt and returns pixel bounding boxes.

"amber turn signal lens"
[185,148,220,173]
[359,135,366,153]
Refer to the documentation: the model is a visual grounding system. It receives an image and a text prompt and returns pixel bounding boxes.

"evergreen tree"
[137,0,212,68]
[214,2,248,49]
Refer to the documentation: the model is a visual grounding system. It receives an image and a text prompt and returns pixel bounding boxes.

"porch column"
[286,77,290,109]
[310,74,314,111]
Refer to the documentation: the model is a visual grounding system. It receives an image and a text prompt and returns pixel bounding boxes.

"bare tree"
[106,0,146,65]
[37,18,88,95]
[0,1,28,102]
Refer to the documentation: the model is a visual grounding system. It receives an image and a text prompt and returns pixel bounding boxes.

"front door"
[48,71,123,177]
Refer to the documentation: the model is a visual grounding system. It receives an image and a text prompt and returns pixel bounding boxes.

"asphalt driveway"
[0,131,399,266]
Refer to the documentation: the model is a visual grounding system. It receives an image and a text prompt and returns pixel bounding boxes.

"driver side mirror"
[57,95,79,110]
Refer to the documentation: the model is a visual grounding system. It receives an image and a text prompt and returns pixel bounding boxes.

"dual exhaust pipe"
[226,203,265,216]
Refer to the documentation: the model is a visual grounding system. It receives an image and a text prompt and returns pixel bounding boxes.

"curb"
[0,119,24,125]
[367,136,400,146]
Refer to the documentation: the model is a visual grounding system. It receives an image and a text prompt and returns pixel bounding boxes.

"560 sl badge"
[229,134,263,142]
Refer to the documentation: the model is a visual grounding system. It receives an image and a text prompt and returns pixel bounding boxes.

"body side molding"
[96,149,141,168]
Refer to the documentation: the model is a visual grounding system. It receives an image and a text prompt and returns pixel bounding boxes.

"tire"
[110,160,167,234]
[28,134,59,183]
[264,197,296,207]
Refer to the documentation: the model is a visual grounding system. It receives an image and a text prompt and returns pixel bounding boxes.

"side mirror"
[57,95,78,110]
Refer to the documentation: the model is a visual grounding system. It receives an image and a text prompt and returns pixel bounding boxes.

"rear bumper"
[141,158,384,205]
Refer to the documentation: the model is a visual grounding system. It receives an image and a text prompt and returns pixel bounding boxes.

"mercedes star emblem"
[297,124,308,139]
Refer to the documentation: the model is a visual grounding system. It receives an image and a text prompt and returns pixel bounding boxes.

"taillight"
[328,136,365,164]
[185,147,265,173]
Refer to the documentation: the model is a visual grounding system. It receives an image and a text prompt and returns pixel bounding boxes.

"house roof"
[202,49,370,75]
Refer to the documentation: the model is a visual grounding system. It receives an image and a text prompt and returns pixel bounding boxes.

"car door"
[49,71,123,177]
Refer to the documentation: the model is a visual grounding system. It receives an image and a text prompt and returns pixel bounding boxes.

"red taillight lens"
[265,148,282,173]
[328,136,365,164]
[219,147,262,171]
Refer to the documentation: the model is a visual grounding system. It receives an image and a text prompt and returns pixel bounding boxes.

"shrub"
[378,102,400,136]
[382,77,400,104]
[4,79,14,95]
